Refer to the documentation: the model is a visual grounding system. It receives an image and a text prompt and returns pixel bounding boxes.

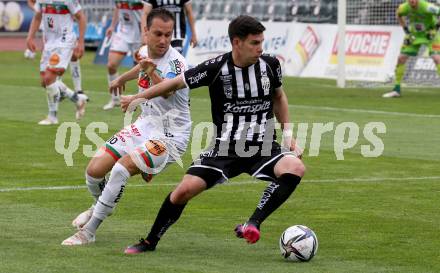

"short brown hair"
[228,15,266,43]
[146,8,175,29]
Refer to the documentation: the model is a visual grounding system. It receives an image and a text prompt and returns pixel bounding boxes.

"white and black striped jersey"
[183,52,283,155]
[143,0,190,41]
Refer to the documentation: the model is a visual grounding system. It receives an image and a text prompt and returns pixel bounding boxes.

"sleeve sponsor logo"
[188,70,207,85]
[169,58,184,75]
[276,66,282,83]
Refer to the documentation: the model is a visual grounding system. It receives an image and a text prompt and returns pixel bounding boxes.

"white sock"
[70,60,82,92]
[57,80,79,103]
[83,216,102,235]
[45,81,60,118]
[85,173,106,203]
[107,73,120,102]
[85,163,130,234]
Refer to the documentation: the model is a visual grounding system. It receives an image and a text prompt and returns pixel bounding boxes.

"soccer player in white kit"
[61,8,191,246]
[103,0,145,110]
[26,0,88,125]
[25,0,84,95]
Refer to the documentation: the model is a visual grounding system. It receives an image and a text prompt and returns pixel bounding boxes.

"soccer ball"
[279,225,318,262]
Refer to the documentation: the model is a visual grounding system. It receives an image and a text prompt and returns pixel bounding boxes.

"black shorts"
[186,142,295,188]
[171,39,184,53]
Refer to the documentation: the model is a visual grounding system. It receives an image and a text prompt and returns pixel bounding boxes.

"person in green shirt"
[383,0,440,98]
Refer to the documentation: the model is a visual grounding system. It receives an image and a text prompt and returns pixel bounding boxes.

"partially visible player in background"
[61,8,191,246]
[25,0,85,95]
[26,0,88,125]
[141,0,197,53]
[103,0,145,110]
[24,0,38,59]
[383,0,440,98]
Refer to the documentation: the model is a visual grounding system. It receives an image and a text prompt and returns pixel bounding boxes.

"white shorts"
[102,116,189,178]
[109,32,141,54]
[40,46,73,72]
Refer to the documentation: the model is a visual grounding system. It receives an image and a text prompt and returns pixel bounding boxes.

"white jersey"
[35,0,80,49]
[115,0,143,43]
[137,46,191,142]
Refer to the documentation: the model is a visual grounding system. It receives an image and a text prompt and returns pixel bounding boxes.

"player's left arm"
[27,0,36,12]
[273,87,289,126]
[184,1,197,47]
[26,10,42,52]
[423,3,440,39]
[73,10,86,58]
[266,53,303,157]
[273,87,303,158]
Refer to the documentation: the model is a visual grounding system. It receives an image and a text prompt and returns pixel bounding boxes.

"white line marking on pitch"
[2,84,440,119]
[1,176,439,193]
[193,97,440,119]
[290,105,440,118]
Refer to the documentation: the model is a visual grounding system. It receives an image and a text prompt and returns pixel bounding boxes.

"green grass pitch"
[0,51,439,273]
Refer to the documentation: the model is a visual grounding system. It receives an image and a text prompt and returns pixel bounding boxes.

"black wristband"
[403,26,410,34]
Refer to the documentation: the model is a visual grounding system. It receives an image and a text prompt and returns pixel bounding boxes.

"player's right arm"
[27,0,36,12]
[26,8,42,52]
[120,55,224,111]
[184,1,198,47]
[106,7,119,37]
[109,64,142,95]
[73,10,86,58]
[120,75,185,111]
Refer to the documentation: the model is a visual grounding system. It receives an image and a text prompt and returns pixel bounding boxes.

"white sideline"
[290,104,440,119]
[1,176,439,193]
[195,97,440,119]
[3,84,440,119]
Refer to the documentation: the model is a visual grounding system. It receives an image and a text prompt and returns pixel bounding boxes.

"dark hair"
[228,15,266,42]
[146,8,175,29]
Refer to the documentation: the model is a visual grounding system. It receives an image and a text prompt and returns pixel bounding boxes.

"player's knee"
[118,155,140,176]
[86,160,104,179]
[293,160,306,177]
[107,64,117,74]
[276,156,306,178]
[170,176,206,204]
[398,55,408,64]
[170,186,194,204]
[170,182,198,204]
[43,70,61,86]
[43,74,55,87]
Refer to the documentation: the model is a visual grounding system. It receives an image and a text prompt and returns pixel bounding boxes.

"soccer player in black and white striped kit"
[141,0,198,52]
[119,15,306,254]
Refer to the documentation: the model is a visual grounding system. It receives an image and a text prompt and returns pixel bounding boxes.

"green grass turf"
[0,51,439,273]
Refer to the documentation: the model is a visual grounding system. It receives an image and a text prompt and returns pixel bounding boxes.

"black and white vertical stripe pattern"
[156,0,186,40]
[217,57,273,143]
